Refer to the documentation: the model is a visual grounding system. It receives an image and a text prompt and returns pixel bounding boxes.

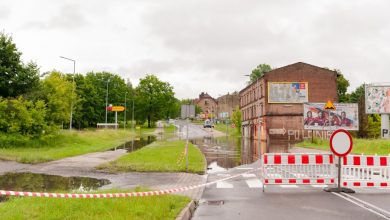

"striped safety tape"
[343,155,390,166]
[263,153,334,165]
[264,178,335,185]
[343,182,390,187]
[0,168,260,199]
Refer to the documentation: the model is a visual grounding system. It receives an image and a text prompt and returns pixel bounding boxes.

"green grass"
[214,123,241,137]
[163,124,176,133]
[298,138,390,155]
[0,189,190,220]
[98,140,206,174]
[0,128,154,164]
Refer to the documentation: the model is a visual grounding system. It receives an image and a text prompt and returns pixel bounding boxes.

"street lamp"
[105,79,110,129]
[124,91,127,130]
[60,56,75,131]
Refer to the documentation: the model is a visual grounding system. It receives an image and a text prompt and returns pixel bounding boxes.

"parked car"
[203,119,214,128]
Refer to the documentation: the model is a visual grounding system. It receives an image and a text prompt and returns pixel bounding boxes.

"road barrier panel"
[342,155,390,188]
[261,153,336,191]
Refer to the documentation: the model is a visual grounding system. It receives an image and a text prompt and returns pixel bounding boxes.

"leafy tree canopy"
[335,69,350,103]
[248,64,272,84]
[135,75,175,127]
[0,32,39,97]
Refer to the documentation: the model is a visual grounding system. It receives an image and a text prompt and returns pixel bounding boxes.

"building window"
[205,100,208,106]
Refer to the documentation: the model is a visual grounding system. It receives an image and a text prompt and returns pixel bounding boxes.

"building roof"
[239,62,338,94]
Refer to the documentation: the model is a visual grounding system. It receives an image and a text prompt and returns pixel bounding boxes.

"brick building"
[216,92,240,119]
[239,62,338,153]
[194,92,218,118]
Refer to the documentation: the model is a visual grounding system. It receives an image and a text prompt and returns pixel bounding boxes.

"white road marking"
[242,173,256,178]
[332,192,390,220]
[216,181,233,189]
[280,185,298,188]
[245,178,263,188]
[236,167,254,170]
[311,185,328,188]
[341,192,390,217]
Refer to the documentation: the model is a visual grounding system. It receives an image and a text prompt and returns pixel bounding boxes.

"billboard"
[365,85,390,114]
[303,103,359,130]
[181,105,195,119]
[268,82,308,103]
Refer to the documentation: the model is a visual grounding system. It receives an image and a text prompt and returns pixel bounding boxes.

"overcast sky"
[1,0,389,99]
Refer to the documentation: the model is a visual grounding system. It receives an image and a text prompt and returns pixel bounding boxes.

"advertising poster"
[365,85,390,114]
[268,82,308,103]
[304,103,359,130]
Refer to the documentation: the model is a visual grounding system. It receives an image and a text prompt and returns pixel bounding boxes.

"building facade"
[239,62,338,153]
[194,92,218,118]
[216,92,240,119]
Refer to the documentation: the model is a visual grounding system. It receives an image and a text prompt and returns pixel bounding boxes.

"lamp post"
[105,79,110,129]
[60,56,75,131]
[124,91,127,130]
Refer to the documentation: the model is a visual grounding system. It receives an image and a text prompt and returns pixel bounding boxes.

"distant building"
[193,92,239,119]
[194,92,218,119]
[216,92,240,119]
[239,62,338,153]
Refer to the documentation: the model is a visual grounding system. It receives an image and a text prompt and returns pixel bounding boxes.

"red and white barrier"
[261,153,336,191]
[342,155,390,188]
[0,169,258,199]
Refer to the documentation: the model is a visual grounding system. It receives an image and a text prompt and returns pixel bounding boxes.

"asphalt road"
[193,161,390,220]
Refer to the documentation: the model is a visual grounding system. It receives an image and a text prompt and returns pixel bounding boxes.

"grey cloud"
[24,4,87,30]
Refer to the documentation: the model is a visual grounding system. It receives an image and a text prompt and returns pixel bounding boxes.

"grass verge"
[0,188,190,220]
[298,138,390,155]
[0,129,154,164]
[214,123,241,137]
[98,140,206,174]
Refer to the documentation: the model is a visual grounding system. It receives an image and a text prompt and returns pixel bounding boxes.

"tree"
[40,71,77,126]
[74,72,129,128]
[335,69,350,103]
[248,64,272,84]
[231,106,242,134]
[135,75,175,127]
[0,32,39,97]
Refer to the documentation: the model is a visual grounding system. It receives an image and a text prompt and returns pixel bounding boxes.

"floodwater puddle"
[0,172,110,193]
[111,136,156,152]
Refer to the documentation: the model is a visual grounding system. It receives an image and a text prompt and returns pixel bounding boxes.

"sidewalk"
[289,146,331,154]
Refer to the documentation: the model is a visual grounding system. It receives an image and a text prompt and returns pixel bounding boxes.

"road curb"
[176,200,197,220]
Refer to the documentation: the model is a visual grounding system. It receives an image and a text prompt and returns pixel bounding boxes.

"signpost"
[324,129,355,193]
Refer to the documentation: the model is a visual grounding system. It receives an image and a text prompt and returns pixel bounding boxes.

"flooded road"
[191,135,293,172]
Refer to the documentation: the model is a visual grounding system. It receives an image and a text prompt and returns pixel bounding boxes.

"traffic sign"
[324,100,336,110]
[330,129,353,157]
[111,106,125,112]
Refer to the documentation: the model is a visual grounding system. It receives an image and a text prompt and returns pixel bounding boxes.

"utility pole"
[124,91,127,130]
[59,56,75,131]
[105,79,110,129]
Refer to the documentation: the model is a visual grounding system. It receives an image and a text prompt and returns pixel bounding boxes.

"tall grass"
[0,129,154,163]
[98,140,206,174]
[0,189,190,220]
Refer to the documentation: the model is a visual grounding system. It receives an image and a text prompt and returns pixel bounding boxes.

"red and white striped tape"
[263,153,334,165]
[343,155,390,166]
[264,178,335,185]
[0,169,259,199]
[343,181,389,188]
